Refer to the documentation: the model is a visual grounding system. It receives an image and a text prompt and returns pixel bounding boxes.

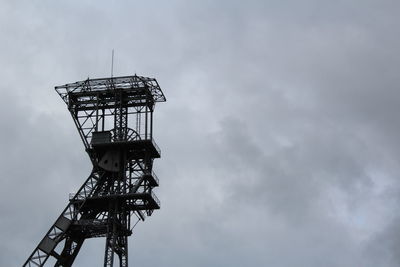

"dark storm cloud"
[0,0,399,266]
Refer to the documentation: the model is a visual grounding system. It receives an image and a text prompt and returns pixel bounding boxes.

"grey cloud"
[1,0,399,266]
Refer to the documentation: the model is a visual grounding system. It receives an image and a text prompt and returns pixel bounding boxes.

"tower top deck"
[55,75,166,111]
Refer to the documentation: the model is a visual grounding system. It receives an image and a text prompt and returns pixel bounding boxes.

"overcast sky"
[1,0,399,266]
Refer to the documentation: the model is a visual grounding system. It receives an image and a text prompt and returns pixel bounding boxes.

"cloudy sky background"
[0,0,399,266]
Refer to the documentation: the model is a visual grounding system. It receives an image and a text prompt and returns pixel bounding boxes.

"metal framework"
[24,75,166,266]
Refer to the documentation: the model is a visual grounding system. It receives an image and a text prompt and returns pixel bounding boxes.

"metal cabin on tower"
[24,75,166,267]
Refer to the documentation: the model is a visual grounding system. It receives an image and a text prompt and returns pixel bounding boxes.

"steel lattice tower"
[24,75,166,266]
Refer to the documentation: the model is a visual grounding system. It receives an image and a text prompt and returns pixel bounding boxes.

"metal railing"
[150,138,161,156]
[108,128,161,156]
[75,218,107,226]
[144,170,159,185]
[151,191,160,207]
[69,192,86,201]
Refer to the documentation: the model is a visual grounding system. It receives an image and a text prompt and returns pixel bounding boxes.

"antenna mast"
[111,49,114,77]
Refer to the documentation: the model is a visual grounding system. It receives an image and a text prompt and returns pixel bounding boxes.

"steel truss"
[24,75,166,266]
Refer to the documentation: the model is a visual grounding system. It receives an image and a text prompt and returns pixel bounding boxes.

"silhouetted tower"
[24,75,166,266]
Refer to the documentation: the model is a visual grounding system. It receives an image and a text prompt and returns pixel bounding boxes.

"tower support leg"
[54,237,84,267]
[118,235,128,267]
[104,203,129,267]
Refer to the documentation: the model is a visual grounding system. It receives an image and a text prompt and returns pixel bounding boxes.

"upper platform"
[55,74,166,152]
[55,75,166,111]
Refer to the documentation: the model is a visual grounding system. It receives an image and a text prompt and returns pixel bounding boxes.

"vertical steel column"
[114,90,128,141]
[104,202,118,267]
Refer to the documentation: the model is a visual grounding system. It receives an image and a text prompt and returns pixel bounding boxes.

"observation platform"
[70,191,160,213]
[55,75,166,110]
[70,219,132,239]
[90,131,161,158]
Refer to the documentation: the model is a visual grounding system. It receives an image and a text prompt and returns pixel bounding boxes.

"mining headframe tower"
[24,74,166,266]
